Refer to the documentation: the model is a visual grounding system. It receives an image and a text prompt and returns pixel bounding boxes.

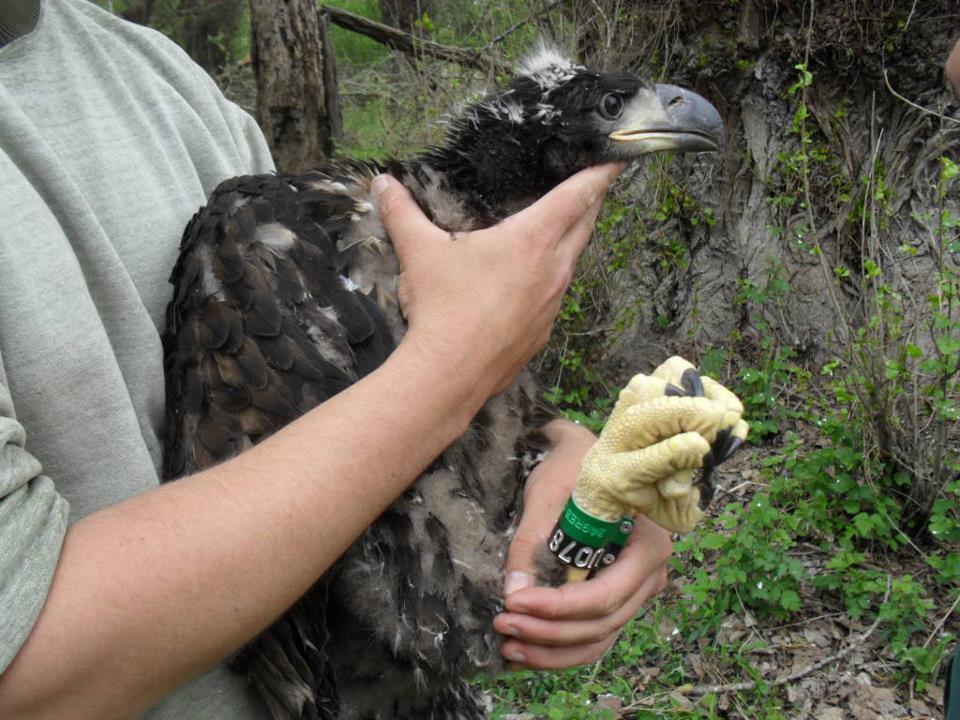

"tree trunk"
[249,0,341,172]
[561,0,959,369]
[556,0,958,532]
[179,0,246,72]
[119,0,157,26]
[379,0,434,36]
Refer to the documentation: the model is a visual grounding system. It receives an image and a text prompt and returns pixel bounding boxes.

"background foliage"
[98,1,959,717]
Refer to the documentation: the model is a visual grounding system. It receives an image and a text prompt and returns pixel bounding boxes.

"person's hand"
[375,164,623,399]
[493,420,672,669]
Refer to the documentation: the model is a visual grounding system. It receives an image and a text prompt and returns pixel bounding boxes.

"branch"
[482,0,564,50]
[320,5,507,75]
[883,68,960,126]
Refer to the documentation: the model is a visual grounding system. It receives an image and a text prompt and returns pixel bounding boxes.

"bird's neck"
[412,132,590,229]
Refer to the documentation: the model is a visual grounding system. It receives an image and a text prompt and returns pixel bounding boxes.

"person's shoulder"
[54,0,217,91]
[47,0,274,176]
[61,0,186,52]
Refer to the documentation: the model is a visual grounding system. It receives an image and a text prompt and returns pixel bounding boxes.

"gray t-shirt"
[0,1,274,716]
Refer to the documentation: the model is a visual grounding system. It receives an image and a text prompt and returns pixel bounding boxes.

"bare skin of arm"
[947,37,960,93]
[0,163,622,720]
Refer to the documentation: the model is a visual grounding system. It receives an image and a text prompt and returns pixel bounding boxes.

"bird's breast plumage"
[163,163,549,720]
[163,47,726,719]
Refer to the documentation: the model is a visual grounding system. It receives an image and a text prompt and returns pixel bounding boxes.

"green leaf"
[936,334,960,356]
[699,532,728,551]
[779,589,801,611]
[853,512,874,537]
[941,156,959,182]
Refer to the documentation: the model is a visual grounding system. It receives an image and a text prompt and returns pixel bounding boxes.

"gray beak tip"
[655,83,725,150]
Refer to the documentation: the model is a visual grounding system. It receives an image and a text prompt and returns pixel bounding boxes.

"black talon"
[711,429,745,465]
[681,368,704,397]
[721,436,744,463]
[664,382,687,397]
[711,426,733,463]
[697,450,716,509]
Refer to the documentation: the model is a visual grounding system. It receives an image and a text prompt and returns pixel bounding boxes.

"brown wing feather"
[162,166,550,720]
[163,172,394,480]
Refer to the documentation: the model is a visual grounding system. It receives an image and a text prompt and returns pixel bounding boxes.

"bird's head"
[422,46,724,222]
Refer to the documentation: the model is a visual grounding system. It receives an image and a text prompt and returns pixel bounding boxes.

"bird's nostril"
[669,95,684,108]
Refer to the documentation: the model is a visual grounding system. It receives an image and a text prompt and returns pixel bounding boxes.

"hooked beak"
[609,84,724,153]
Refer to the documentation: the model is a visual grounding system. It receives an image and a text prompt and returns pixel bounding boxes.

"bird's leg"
[547,356,749,584]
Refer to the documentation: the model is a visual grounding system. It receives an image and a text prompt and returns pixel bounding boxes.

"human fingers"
[373,174,449,313]
[503,422,596,594]
[946,37,960,93]
[553,191,608,267]
[499,558,667,670]
[501,631,619,670]
[503,515,672,622]
[496,562,666,649]
[503,163,624,246]
[374,174,447,265]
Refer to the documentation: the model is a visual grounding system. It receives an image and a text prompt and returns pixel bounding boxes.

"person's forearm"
[947,37,960,93]
[0,340,487,720]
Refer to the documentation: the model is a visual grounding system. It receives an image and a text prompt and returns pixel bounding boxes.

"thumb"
[503,499,551,597]
[504,545,538,596]
[503,481,565,598]
[373,174,439,265]
[504,421,596,596]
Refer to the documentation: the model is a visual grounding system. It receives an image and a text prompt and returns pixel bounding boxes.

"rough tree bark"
[524,0,960,372]
[556,1,959,370]
[557,0,959,529]
[249,0,341,172]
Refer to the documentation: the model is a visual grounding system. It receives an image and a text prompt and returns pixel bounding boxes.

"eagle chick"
[163,47,723,720]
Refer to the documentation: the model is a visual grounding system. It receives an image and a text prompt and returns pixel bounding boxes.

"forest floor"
[481,429,955,720]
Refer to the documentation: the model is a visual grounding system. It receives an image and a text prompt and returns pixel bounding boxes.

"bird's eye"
[600,93,623,120]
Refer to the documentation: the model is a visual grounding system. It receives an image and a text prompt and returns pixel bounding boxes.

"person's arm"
[947,37,960,93]
[495,420,671,669]
[0,163,622,720]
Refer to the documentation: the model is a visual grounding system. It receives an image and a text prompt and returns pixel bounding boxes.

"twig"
[673,577,891,697]
[902,0,919,32]
[320,5,508,75]
[482,0,564,50]
[717,480,766,496]
[883,69,960,126]
[923,590,960,649]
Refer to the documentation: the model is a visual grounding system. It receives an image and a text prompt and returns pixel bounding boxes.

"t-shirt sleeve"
[218,95,276,176]
[0,359,70,673]
[93,6,277,180]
